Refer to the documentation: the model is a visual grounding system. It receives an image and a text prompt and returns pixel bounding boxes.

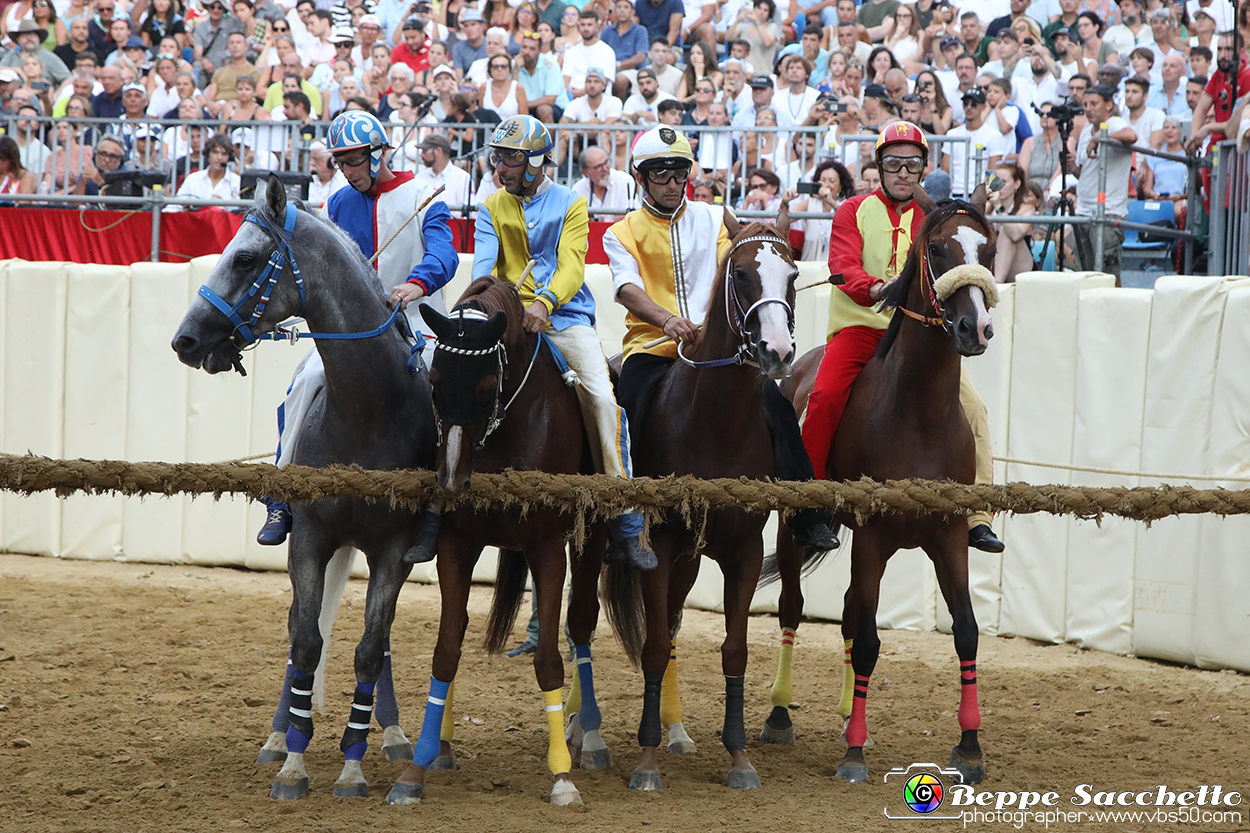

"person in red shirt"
[391,17,431,74]
[1186,29,1250,207]
[801,120,1004,552]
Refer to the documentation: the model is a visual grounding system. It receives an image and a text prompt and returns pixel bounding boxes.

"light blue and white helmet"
[327,111,390,178]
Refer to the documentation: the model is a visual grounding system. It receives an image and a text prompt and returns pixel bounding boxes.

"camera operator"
[1067,84,1136,280]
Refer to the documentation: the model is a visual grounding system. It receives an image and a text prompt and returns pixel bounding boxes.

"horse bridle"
[197,203,407,354]
[894,208,984,336]
[677,234,797,370]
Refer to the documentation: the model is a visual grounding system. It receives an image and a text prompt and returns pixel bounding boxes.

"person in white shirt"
[1103,0,1154,56]
[943,88,1009,197]
[572,144,638,218]
[1013,51,1059,134]
[302,9,337,66]
[621,66,676,124]
[562,8,618,97]
[169,134,240,210]
[411,133,472,211]
[1122,75,1164,148]
[307,140,348,210]
[350,13,384,72]
[558,67,625,164]
[773,53,821,134]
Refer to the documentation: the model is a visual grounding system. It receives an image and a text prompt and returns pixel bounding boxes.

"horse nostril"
[172,334,198,354]
[984,324,994,341]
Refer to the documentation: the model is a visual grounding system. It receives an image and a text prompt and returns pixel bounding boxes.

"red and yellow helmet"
[875,121,929,167]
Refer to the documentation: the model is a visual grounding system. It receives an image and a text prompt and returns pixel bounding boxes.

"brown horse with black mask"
[758,186,999,785]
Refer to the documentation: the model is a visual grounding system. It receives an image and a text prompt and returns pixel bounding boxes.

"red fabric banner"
[0,208,615,266]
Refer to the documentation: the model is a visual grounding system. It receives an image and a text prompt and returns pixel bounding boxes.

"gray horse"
[171,177,438,799]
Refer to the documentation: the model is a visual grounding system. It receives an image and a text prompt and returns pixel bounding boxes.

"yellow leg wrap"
[440,680,455,742]
[544,689,572,775]
[838,639,855,719]
[659,640,683,728]
[566,663,582,716]
[770,627,797,709]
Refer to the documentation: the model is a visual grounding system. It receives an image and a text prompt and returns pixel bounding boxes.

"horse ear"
[266,172,286,218]
[419,304,451,340]
[775,201,791,237]
[970,182,989,214]
[911,182,936,216]
[483,310,508,343]
[723,208,742,239]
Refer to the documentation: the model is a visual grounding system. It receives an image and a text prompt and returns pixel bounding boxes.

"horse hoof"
[727,769,762,790]
[385,781,424,805]
[256,731,287,764]
[429,754,458,771]
[835,763,869,783]
[950,748,986,785]
[629,770,663,791]
[667,723,698,755]
[550,779,583,806]
[269,775,310,800]
[381,725,414,761]
[759,706,794,745]
[580,746,613,770]
[333,780,370,798]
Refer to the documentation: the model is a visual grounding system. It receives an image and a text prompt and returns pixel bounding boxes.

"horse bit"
[676,234,797,370]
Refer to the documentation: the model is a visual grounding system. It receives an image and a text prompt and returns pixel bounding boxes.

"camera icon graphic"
[883,763,966,820]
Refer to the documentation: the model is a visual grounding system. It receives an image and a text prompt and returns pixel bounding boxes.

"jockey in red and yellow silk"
[801,121,1004,554]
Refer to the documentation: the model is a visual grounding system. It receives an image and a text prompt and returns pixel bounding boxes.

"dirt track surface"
[1,553,1247,833]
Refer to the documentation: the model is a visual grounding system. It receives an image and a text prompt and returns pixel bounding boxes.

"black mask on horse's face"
[420,305,509,491]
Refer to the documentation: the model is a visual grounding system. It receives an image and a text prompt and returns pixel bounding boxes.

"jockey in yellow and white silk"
[473,114,655,572]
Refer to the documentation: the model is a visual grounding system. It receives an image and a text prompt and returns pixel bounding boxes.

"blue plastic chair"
[1122,199,1175,251]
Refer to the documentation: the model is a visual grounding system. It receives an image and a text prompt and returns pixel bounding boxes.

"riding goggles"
[881,155,924,174]
[331,148,372,169]
[644,167,691,185]
[489,149,529,168]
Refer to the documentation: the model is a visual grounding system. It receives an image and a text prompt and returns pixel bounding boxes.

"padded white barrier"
[1133,276,1234,666]
[1064,287,1152,656]
[999,272,1113,643]
[1195,283,1250,670]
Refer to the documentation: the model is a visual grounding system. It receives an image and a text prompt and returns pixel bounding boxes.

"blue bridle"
[196,202,414,358]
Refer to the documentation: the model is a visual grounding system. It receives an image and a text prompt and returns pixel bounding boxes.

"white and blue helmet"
[327,111,390,178]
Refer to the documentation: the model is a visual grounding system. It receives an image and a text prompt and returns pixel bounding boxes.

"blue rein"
[197,203,412,356]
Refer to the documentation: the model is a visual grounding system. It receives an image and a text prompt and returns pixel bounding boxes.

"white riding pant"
[545,324,634,480]
[276,347,324,468]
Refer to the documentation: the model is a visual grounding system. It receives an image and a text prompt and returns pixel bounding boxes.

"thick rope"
[3,453,1250,525]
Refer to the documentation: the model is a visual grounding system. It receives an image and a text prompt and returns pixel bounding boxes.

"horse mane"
[875,199,993,358]
[250,200,382,292]
[455,277,528,350]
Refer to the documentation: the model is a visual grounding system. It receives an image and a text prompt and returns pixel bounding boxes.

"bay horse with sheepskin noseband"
[601,207,801,792]
[758,186,998,785]
[385,278,608,808]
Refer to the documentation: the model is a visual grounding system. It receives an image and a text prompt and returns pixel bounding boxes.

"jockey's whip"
[370,184,447,265]
[796,272,844,292]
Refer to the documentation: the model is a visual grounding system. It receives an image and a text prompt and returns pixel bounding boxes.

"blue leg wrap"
[638,670,664,749]
[609,511,644,542]
[573,644,602,733]
[418,507,442,536]
[271,658,295,733]
[340,681,375,761]
[285,672,315,755]
[411,676,451,768]
[375,642,400,728]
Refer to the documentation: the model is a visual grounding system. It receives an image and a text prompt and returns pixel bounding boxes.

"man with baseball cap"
[392,15,431,73]
[731,74,775,130]
[621,66,676,125]
[943,87,1008,198]
[411,133,472,209]
[451,8,487,78]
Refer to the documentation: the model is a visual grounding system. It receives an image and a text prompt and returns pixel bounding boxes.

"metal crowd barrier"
[1209,140,1250,277]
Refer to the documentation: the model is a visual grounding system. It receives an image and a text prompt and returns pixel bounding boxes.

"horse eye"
[234,252,256,269]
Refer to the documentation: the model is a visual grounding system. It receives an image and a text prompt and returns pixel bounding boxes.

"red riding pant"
[802,326,884,481]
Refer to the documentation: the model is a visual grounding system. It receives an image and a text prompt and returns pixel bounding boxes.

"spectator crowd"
[1,0,1249,275]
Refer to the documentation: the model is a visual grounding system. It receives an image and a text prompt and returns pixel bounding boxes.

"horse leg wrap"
[638,671,664,748]
[838,640,855,719]
[440,680,456,742]
[285,673,315,755]
[771,628,796,709]
[339,682,375,761]
[411,676,451,768]
[721,676,747,753]
[272,658,296,733]
[845,674,870,748]
[565,660,582,717]
[572,645,601,733]
[959,661,981,732]
[375,642,400,729]
[544,689,572,775]
[659,641,683,728]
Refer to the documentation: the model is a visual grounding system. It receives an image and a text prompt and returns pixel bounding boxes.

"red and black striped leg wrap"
[340,682,375,761]
[845,674,870,748]
[958,661,980,732]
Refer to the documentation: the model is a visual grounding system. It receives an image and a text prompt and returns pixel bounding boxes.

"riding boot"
[257,501,292,546]
[402,507,442,564]
[605,512,658,571]
[789,507,841,552]
[968,524,1005,553]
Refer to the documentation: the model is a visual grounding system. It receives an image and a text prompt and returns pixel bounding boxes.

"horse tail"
[757,527,834,589]
[313,546,356,713]
[602,561,646,668]
[483,549,529,656]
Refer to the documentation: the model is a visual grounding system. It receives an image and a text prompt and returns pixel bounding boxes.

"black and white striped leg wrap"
[340,684,375,760]
[285,673,314,754]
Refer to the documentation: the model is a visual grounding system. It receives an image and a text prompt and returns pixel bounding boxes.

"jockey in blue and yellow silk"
[473,114,657,573]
